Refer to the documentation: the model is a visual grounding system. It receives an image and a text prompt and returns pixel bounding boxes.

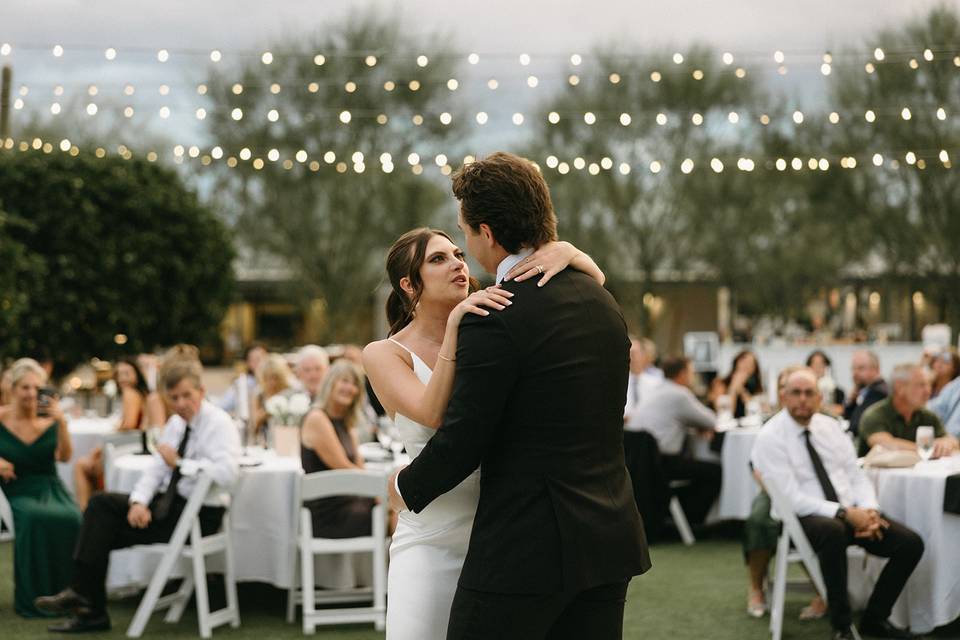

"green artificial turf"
[2,538,956,639]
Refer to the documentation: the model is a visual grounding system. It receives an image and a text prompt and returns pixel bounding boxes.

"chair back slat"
[300,469,388,502]
[0,483,14,539]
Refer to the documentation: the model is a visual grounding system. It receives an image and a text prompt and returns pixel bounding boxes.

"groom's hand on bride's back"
[388,468,409,511]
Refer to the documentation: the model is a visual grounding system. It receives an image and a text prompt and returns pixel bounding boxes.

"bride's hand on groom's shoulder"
[449,286,513,325]
[504,241,581,286]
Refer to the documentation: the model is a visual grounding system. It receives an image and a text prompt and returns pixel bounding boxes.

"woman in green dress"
[0,358,81,617]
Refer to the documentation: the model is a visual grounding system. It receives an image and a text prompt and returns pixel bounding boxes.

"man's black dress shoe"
[859,616,914,639]
[33,588,92,616]
[832,628,855,640]
[47,614,112,633]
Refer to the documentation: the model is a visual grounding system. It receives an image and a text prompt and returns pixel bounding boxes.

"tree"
[205,11,462,341]
[826,6,960,334]
[0,150,235,369]
[527,45,765,333]
[0,208,44,360]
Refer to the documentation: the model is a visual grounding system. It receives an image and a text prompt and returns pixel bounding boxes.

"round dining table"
[57,416,117,493]
[103,444,404,592]
[854,456,960,634]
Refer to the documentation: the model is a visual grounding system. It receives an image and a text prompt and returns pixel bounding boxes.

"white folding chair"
[285,469,388,633]
[126,472,240,639]
[668,479,696,546]
[764,478,863,640]
[0,484,14,542]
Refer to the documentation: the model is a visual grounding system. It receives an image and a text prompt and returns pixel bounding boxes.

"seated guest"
[294,345,329,404]
[710,349,764,418]
[0,358,80,618]
[300,360,380,538]
[218,342,267,417]
[858,363,958,458]
[35,359,241,632]
[74,357,152,511]
[253,353,296,437]
[743,365,824,620]
[843,350,888,436]
[929,347,960,399]
[928,375,960,438]
[753,368,924,640]
[623,336,663,430]
[156,344,203,422]
[807,350,845,416]
[635,356,719,525]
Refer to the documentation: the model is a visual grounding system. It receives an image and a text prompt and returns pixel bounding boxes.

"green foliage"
[0,209,44,359]
[205,12,460,341]
[0,150,234,369]
[528,45,767,330]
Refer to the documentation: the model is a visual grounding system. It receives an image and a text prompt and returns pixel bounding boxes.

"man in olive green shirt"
[858,363,959,457]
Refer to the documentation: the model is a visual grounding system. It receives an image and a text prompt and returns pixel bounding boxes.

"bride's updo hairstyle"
[385,228,477,335]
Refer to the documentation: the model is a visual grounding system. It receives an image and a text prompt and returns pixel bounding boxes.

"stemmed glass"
[916,426,935,462]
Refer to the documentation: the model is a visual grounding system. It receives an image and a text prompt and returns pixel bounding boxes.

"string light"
[570,54,582,66]
[157,49,169,62]
[105,47,116,60]
[210,50,222,62]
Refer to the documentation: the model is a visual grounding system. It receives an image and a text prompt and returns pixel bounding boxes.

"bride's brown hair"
[385,228,478,335]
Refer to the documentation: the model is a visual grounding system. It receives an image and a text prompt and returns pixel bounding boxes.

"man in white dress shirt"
[36,359,241,633]
[752,368,923,640]
[623,337,663,430]
[635,356,719,525]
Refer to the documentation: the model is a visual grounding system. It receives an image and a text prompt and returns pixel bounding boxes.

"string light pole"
[0,64,11,139]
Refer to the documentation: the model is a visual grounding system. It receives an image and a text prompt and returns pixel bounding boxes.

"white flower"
[265,394,289,417]
[102,379,118,398]
[288,393,311,417]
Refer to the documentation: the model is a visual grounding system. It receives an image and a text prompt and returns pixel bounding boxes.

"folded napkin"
[945,474,960,515]
[863,445,920,468]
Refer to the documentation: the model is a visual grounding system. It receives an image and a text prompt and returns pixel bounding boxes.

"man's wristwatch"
[835,506,847,521]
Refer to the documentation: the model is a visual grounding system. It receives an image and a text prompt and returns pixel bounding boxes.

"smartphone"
[37,387,59,417]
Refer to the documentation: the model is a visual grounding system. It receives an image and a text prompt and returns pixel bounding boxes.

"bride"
[363,227,604,639]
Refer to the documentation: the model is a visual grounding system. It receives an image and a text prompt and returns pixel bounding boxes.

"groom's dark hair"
[452,152,558,253]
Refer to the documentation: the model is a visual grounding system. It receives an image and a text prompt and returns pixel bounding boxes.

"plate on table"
[359,443,392,462]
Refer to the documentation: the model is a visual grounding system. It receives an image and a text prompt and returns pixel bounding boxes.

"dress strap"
[387,337,414,354]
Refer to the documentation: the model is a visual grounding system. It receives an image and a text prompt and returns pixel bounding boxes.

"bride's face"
[416,234,470,305]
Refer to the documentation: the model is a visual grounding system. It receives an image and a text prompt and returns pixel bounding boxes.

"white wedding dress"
[385,339,481,640]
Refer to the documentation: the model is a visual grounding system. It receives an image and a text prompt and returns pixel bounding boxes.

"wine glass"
[916,426,935,461]
[715,394,734,427]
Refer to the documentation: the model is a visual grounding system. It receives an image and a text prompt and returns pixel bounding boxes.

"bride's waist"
[399,471,480,521]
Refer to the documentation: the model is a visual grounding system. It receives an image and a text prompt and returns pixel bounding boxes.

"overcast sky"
[3,0,956,53]
[2,0,956,151]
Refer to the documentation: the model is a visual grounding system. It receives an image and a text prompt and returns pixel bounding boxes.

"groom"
[389,152,650,639]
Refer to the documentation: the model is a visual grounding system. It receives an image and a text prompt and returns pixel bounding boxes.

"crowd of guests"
[622,339,960,638]
[0,341,387,629]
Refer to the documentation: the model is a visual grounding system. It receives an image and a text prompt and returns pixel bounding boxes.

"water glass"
[916,426,935,461]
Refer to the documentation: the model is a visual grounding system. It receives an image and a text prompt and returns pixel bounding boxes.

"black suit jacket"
[398,269,651,595]
[843,378,888,436]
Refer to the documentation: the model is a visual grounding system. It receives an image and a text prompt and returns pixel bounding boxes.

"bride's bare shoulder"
[362,338,409,369]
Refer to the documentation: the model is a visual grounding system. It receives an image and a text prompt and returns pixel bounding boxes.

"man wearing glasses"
[752,368,924,640]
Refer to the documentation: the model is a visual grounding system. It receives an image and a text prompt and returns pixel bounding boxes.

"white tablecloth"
[717,428,760,520]
[57,417,116,493]
[104,447,400,591]
[855,457,960,633]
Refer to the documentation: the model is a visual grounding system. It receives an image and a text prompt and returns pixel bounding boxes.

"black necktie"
[803,429,839,503]
[152,422,192,521]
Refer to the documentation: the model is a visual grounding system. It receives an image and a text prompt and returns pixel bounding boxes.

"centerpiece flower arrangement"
[265,392,312,456]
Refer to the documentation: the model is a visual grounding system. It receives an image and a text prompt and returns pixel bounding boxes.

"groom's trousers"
[445,579,630,640]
